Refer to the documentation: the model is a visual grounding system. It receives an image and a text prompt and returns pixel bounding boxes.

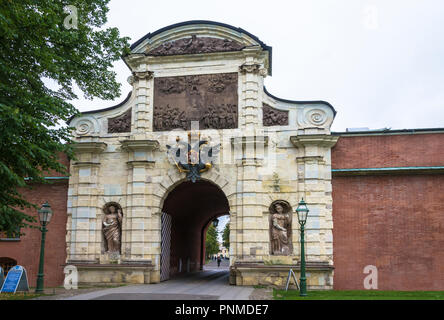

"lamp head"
[37,201,53,226]
[296,198,309,226]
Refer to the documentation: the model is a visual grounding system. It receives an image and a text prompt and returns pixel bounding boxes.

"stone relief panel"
[153,73,238,131]
[148,35,245,56]
[263,103,289,126]
[102,202,123,254]
[108,108,132,133]
[269,200,293,256]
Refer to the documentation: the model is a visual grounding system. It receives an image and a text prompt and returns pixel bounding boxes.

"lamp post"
[35,201,53,293]
[212,218,219,228]
[296,198,309,296]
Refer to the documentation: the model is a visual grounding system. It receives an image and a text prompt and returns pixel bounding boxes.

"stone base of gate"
[70,262,155,285]
[230,262,334,290]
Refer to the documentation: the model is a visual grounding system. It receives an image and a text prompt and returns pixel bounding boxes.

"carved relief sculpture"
[108,108,131,133]
[269,200,293,255]
[263,104,289,126]
[153,73,238,131]
[148,35,245,56]
[102,202,123,254]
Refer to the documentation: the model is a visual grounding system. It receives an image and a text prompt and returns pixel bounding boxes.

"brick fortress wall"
[331,132,444,290]
[0,154,69,288]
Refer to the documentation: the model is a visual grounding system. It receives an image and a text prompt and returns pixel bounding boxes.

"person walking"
[217,254,221,267]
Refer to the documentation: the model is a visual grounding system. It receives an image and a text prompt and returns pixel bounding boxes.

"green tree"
[222,222,230,249]
[205,224,219,257]
[0,0,130,233]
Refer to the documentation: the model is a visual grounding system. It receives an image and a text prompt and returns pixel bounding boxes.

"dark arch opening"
[161,180,229,279]
[0,257,17,276]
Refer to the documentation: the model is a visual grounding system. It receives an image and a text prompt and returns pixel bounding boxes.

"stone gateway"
[2,20,444,292]
[66,20,337,288]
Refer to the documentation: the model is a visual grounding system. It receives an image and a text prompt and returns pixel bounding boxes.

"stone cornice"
[67,263,154,270]
[125,50,246,71]
[72,161,101,167]
[127,160,155,168]
[232,261,334,272]
[296,156,325,164]
[290,135,338,148]
[72,141,107,154]
[120,139,160,152]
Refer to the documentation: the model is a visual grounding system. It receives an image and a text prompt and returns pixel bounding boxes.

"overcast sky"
[70,0,444,132]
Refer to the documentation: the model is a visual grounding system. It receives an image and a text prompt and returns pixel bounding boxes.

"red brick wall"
[332,133,444,169]
[332,133,444,290]
[0,181,68,288]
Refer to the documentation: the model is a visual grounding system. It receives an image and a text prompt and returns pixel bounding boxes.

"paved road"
[62,267,253,300]
[203,258,230,270]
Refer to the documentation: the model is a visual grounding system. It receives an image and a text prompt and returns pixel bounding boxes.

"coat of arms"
[166,134,220,183]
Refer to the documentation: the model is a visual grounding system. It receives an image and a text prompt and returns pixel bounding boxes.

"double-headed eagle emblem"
[166,135,220,183]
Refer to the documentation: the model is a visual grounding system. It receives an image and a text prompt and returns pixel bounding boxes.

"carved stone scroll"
[153,73,238,131]
[269,200,293,256]
[263,104,289,126]
[148,35,245,56]
[108,109,131,133]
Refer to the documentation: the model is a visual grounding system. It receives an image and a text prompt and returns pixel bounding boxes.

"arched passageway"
[0,257,17,276]
[161,180,229,280]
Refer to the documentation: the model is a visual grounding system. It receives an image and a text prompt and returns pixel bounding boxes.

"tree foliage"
[222,222,230,249]
[205,224,219,257]
[0,0,130,233]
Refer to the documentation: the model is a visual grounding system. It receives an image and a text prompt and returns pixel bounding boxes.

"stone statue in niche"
[269,200,293,255]
[263,104,289,127]
[108,108,131,133]
[102,202,123,254]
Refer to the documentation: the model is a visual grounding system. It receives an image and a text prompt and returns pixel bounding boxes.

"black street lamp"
[212,218,219,228]
[35,201,53,293]
[296,198,309,296]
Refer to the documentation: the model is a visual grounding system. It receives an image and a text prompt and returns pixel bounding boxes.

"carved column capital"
[239,63,262,74]
[132,71,154,81]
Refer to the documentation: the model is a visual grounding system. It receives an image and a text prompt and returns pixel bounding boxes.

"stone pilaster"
[121,139,159,263]
[239,46,267,130]
[290,135,338,264]
[67,140,107,263]
[132,70,154,134]
[231,136,269,263]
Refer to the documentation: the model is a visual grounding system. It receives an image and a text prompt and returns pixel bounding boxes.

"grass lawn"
[0,292,50,300]
[273,289,444,300]
[0,284,126,300]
